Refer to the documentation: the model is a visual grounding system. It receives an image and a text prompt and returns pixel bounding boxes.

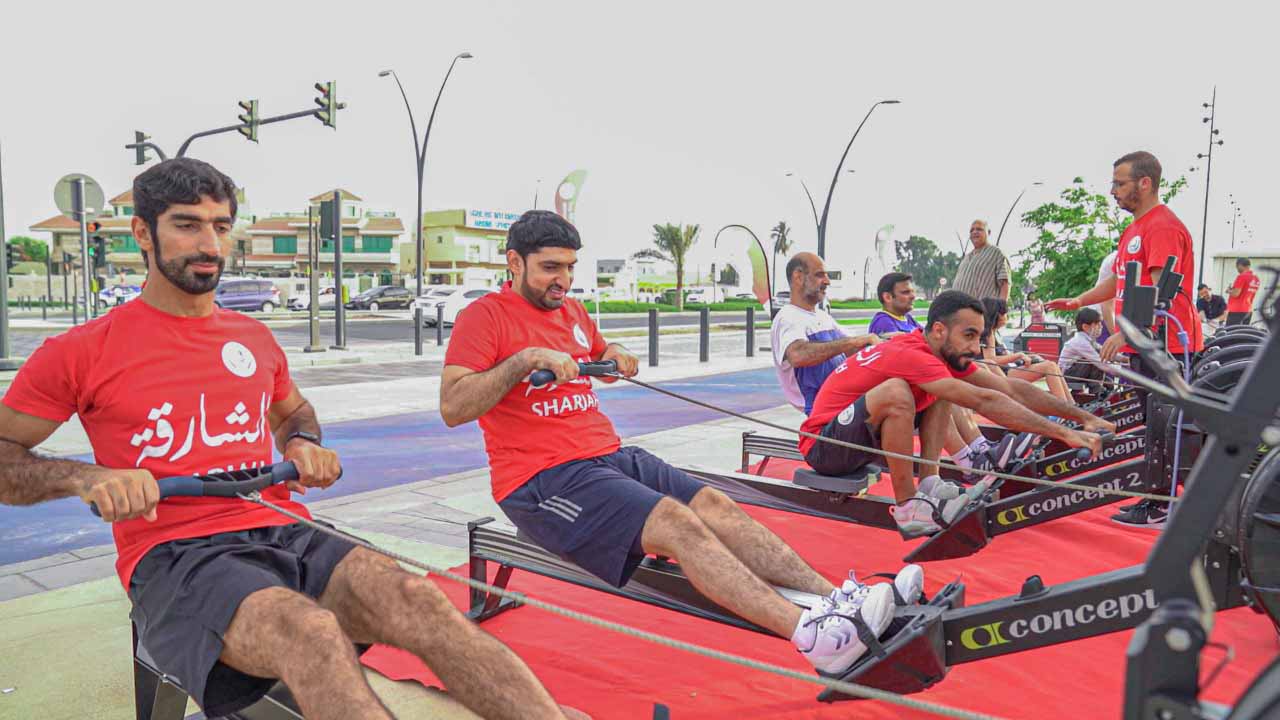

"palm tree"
[649,223,700,310]
[770,220,793,296]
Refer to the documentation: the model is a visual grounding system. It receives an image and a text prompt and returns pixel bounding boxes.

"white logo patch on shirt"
[221,341,257,378]
[572,323,589,348]
[1126,235,1142,254]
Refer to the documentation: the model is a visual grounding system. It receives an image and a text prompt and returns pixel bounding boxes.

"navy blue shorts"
[499,446,706,587]
[128,522,358,717]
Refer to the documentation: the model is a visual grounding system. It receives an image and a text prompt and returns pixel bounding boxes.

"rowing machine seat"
[792,465,881,494]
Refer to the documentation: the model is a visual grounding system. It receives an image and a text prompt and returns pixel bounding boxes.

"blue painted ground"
[0,368,783,566]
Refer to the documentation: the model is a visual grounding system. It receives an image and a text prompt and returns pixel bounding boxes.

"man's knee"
[689,486,737,516]
[869,378,915,419]
[642,496,715,557]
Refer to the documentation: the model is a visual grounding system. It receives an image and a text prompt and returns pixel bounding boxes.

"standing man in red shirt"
[0,159,573,720]
[1226,257,1261,326]
[800,291,1106,537]
[441,210,919,680]
[1046,150,1203,528]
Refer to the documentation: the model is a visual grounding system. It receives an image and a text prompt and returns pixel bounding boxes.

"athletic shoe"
[892,494,952,537]
[928,477,991,506]
[892,564,925,606]
[794,583,896,676]
[832,565,925,607]
[1110,499,1169,529]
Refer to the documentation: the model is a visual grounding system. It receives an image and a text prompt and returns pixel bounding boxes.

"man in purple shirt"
[869,272,922,336]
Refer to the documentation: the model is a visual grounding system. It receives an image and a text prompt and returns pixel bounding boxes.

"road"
[0,367,783,565]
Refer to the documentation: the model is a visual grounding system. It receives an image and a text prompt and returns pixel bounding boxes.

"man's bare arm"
[1228,286,1242,298]
[966,369,1104,428]
[784,335,876,368]
[919,377,1083,446]
[0,404,97,505]
[997,278,1010,302]
[439,348,578,427]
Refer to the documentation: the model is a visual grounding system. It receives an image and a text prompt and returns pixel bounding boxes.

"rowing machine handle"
[530,360,620,388]
[1073,432,1116,460]
[88,462,300,518]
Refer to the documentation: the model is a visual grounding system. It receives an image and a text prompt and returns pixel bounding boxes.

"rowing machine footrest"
[792,465,880,494]
[902,504,991,563]
[817,605,949,702]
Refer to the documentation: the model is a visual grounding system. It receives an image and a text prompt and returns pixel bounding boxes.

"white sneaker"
[892,495,944,537]
[893,564,925,606]
[828,571,864,607]
[929,477,991,506]
[795,583,896,676]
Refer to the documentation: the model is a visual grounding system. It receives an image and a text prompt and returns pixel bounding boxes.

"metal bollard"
[436,304,444,346]
[699,307,710,363]
[648,308,659,367]
[42,295,47,321]
[746,306,754,357]
[414,307,424,356]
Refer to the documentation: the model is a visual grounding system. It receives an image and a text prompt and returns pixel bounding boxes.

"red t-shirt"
[1228,270,1261,313]
[1,299,306,588]
[1113,204,1203,354]
[444,283,620,501]
[798,332,978,455]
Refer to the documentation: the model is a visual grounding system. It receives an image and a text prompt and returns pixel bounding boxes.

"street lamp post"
[784,172,820,242]
[1193,87,1224,288]
[379,52,474,297]
[995,181,1044,247]
[816,99,900,259]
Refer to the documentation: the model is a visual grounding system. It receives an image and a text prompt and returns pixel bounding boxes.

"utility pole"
[0,138,14,369]
[329,191,346,350]
[304,205,324,353]
[1195,87,1224,288]
[73,179,92,323]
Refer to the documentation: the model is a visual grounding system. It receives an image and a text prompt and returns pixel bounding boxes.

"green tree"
[5,236,49,263]
[893,235,958,298]
[770,221,793,296]
[647,223,700,310]
[1013,176,1187,316]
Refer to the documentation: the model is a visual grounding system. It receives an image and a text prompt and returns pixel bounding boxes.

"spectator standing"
[951,219,1011,302]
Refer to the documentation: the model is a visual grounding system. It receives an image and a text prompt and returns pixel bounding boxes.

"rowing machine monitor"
[530,360,621,388]
[1153,255,1182,310]
[89,462,301,517]
[1122,260,1157,331]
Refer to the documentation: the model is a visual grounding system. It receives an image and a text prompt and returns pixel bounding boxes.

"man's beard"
[804,285,827,305]
[941,345,973,372]
[518,270,563,310]
[153,239,223,295]
[1115,189,1139,214]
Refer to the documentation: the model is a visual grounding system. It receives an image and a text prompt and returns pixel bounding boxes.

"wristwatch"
[285,431,322,447]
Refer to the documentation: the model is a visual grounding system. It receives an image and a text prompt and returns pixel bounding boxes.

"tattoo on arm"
[0,439,100,506]
[786,337,861,368]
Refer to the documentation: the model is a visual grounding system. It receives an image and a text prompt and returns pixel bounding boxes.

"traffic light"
[4,243,18,270]
[319,200,335,240]
[92,236,108,268]
[313,81,345,129]
[133,131,153,166]
[237,99,259,143]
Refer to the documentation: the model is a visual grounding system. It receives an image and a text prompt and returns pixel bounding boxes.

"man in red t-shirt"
[801,291,1106,537]
[0,160,569,720]
[1226,257,1261,326]
[442,210,919,679]
[1047,150,1203,529]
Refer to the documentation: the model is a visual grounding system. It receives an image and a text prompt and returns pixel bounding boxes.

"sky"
[1,0,1275,293]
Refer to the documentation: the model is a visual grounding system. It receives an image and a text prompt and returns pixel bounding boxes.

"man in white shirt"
[1092,250,1118,340]
[770,252,878,414]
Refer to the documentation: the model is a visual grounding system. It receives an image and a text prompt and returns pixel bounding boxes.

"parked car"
[409,286,459,314]
[345,285,413,311]
[215,278,281,313]
[288,286,337,311]
[569,287,596,300]
[684,289,712,304]
[419,287,497,326]
[98,284,142,307]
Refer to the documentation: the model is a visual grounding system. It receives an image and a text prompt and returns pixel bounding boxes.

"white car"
[98,284,142,307]
[685,289,711,304]
[288,286,337,311]
[410,286,458,314]
[418,287,497,326]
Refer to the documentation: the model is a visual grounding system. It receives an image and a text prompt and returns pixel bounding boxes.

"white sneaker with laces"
[893,564,925,606]
[795,583,896,676]
[892,494,944,537]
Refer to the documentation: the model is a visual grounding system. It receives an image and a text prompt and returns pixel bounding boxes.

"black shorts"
[498,446,705,588]
[1226,311,1253,326]
[804,396,885,476]
[128,522,359,717]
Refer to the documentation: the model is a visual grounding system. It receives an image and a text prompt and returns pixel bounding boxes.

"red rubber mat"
[361,459,1277,719]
